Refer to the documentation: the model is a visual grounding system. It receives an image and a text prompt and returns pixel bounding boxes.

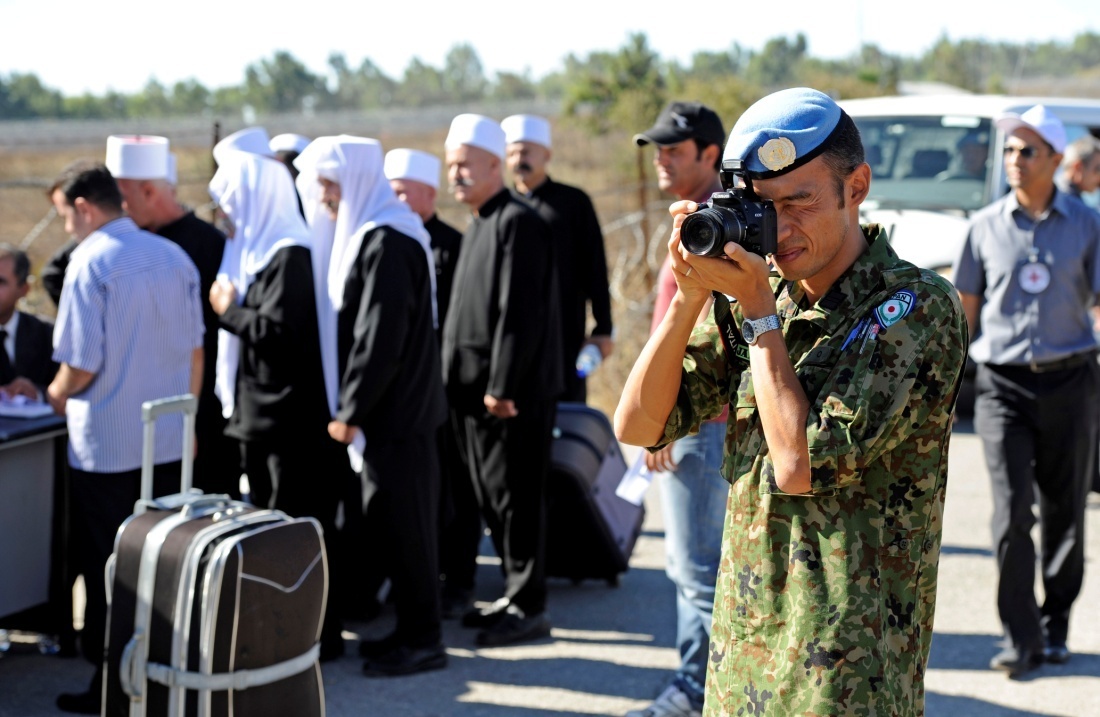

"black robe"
[218,244,329,442]
[515,177,612,400]
[157,212,241,496]
[441,188,563,412]
[425,214,463,335]
[336,225,447,439]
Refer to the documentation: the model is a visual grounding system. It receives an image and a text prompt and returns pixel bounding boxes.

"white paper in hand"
[615,450,653,506]
[348,431,367,473]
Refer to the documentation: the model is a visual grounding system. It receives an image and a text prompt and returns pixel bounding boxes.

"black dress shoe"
[1044,642,1070,664]
[56,689,100,714]
[461,598,511,628]
[358,632,402,659]
[475,609,551,647]
[989,646,1043,678]
[361,643,447,677]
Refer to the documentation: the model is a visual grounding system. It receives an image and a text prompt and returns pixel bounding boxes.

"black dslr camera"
[679,159,777,258]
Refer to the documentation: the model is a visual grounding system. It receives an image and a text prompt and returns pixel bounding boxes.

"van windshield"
[852,116,994,213]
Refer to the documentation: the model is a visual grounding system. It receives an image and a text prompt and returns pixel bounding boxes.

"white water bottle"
[575,343,603,378]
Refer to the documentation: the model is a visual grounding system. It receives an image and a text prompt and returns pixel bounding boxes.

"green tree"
[442,43,487,102]
[398,57,447,107]
[491,71,537,101]
[128,79,172,118]
[562,33,666,134]
[171,79,211,115]
[744,34,808,87]
[243,50,328,113]
[0,72,64,118]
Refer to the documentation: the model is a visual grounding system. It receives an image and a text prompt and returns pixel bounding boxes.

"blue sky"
[4,0,1098,96]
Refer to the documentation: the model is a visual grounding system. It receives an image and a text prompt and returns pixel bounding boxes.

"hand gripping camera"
[679,159,778,259]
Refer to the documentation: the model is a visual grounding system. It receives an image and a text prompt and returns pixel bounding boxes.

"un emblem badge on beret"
[758,137,797,171]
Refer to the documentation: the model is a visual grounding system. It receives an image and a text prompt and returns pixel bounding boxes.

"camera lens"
[681,207,744,257]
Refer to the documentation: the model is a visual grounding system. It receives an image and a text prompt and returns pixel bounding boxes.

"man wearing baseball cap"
[626,100,729,717]
[440,114,562,646]
[954,105,1100,676]
[617,87,967,714]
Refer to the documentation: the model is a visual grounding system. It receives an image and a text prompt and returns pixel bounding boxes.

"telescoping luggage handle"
[140,394,197,506]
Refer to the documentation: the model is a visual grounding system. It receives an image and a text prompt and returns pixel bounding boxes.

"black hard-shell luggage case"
[102,395,327,717]
[546,402,644,586]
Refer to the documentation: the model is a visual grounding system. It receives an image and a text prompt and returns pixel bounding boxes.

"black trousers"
[454,400,554,616]
[192,408,241,499]
[439,416,483,594]
[70,462,181,673]
[974,361,1097,651]
[362,431,443,647]
[241,437,344,645]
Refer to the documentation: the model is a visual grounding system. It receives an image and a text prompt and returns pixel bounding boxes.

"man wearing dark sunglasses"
[953,105,1100,678]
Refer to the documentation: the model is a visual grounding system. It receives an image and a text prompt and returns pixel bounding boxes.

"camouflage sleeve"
[792,279,968,495]
[652,316,734,450]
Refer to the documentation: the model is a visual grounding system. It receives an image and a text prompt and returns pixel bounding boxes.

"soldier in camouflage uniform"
[615,88,968,715]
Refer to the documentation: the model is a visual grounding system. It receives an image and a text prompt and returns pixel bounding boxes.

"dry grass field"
[0,119,679,420]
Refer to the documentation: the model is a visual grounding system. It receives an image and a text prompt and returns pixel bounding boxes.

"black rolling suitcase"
[102,395,328,717]
[545,402,644,586]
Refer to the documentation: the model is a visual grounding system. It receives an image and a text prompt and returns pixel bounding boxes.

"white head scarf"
[294,135,436,419]
[208,150,311,419]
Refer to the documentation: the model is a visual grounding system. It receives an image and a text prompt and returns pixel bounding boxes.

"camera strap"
[711,290,752,372]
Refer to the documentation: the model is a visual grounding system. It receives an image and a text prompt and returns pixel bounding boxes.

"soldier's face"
[752,157,868,285]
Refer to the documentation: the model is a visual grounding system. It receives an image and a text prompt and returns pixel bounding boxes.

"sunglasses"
[1003,145,1042,159]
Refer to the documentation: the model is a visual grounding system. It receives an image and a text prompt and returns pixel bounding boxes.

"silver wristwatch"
[741,314,781,345]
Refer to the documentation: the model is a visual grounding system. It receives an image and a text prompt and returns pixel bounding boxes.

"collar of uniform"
[476,187,513,218]
[1001,186,1069,223]
[776,224,893,338]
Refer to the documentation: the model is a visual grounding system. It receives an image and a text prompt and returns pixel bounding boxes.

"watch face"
[742,320,755,344]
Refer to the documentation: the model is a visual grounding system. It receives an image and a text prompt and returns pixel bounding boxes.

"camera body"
[679,160,778,259]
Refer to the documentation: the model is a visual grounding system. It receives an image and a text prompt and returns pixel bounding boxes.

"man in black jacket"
[502,114,613,402]
[296,135,449,676]
[0,244,57,396]
[441,114,563,646]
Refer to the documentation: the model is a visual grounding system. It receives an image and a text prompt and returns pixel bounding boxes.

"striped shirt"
[53,217,203,473]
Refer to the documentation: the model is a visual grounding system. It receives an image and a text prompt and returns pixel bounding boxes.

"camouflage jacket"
[656,226,968,716]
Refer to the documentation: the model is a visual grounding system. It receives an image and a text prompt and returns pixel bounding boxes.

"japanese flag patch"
[874,289,916,330]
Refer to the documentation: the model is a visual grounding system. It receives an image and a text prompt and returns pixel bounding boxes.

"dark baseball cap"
[634,101,726,148]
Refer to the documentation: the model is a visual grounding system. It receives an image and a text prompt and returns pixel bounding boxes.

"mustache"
[516,162,532,173]
[449,177,475,190]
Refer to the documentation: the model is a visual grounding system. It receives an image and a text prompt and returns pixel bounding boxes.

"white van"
[841,94,1100,277]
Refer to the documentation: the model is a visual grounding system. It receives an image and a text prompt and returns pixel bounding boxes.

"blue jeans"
[658,421,728,709]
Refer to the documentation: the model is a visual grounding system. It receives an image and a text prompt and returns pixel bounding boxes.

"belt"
[990,351,1097,374]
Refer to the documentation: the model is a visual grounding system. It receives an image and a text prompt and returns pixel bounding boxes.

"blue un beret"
[722,87,846,179]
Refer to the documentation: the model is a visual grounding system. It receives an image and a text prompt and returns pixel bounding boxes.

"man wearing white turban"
[206,150,344,658]
[294,135,448,677]
[441,114,563,647]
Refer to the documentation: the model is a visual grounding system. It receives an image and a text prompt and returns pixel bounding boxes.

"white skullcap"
[105,135,170,180]
[166,152,178,185]
[213,126,274,166]
[501,114,552,149]
[269,133,311,154]
[384,149,441,189]
[445,113,505,159]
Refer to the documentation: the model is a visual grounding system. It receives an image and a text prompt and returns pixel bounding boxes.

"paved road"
[2,417,1098,716]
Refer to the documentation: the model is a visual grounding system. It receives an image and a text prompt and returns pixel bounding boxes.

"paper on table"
[615,450,653,507]
[0,394,54,419]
